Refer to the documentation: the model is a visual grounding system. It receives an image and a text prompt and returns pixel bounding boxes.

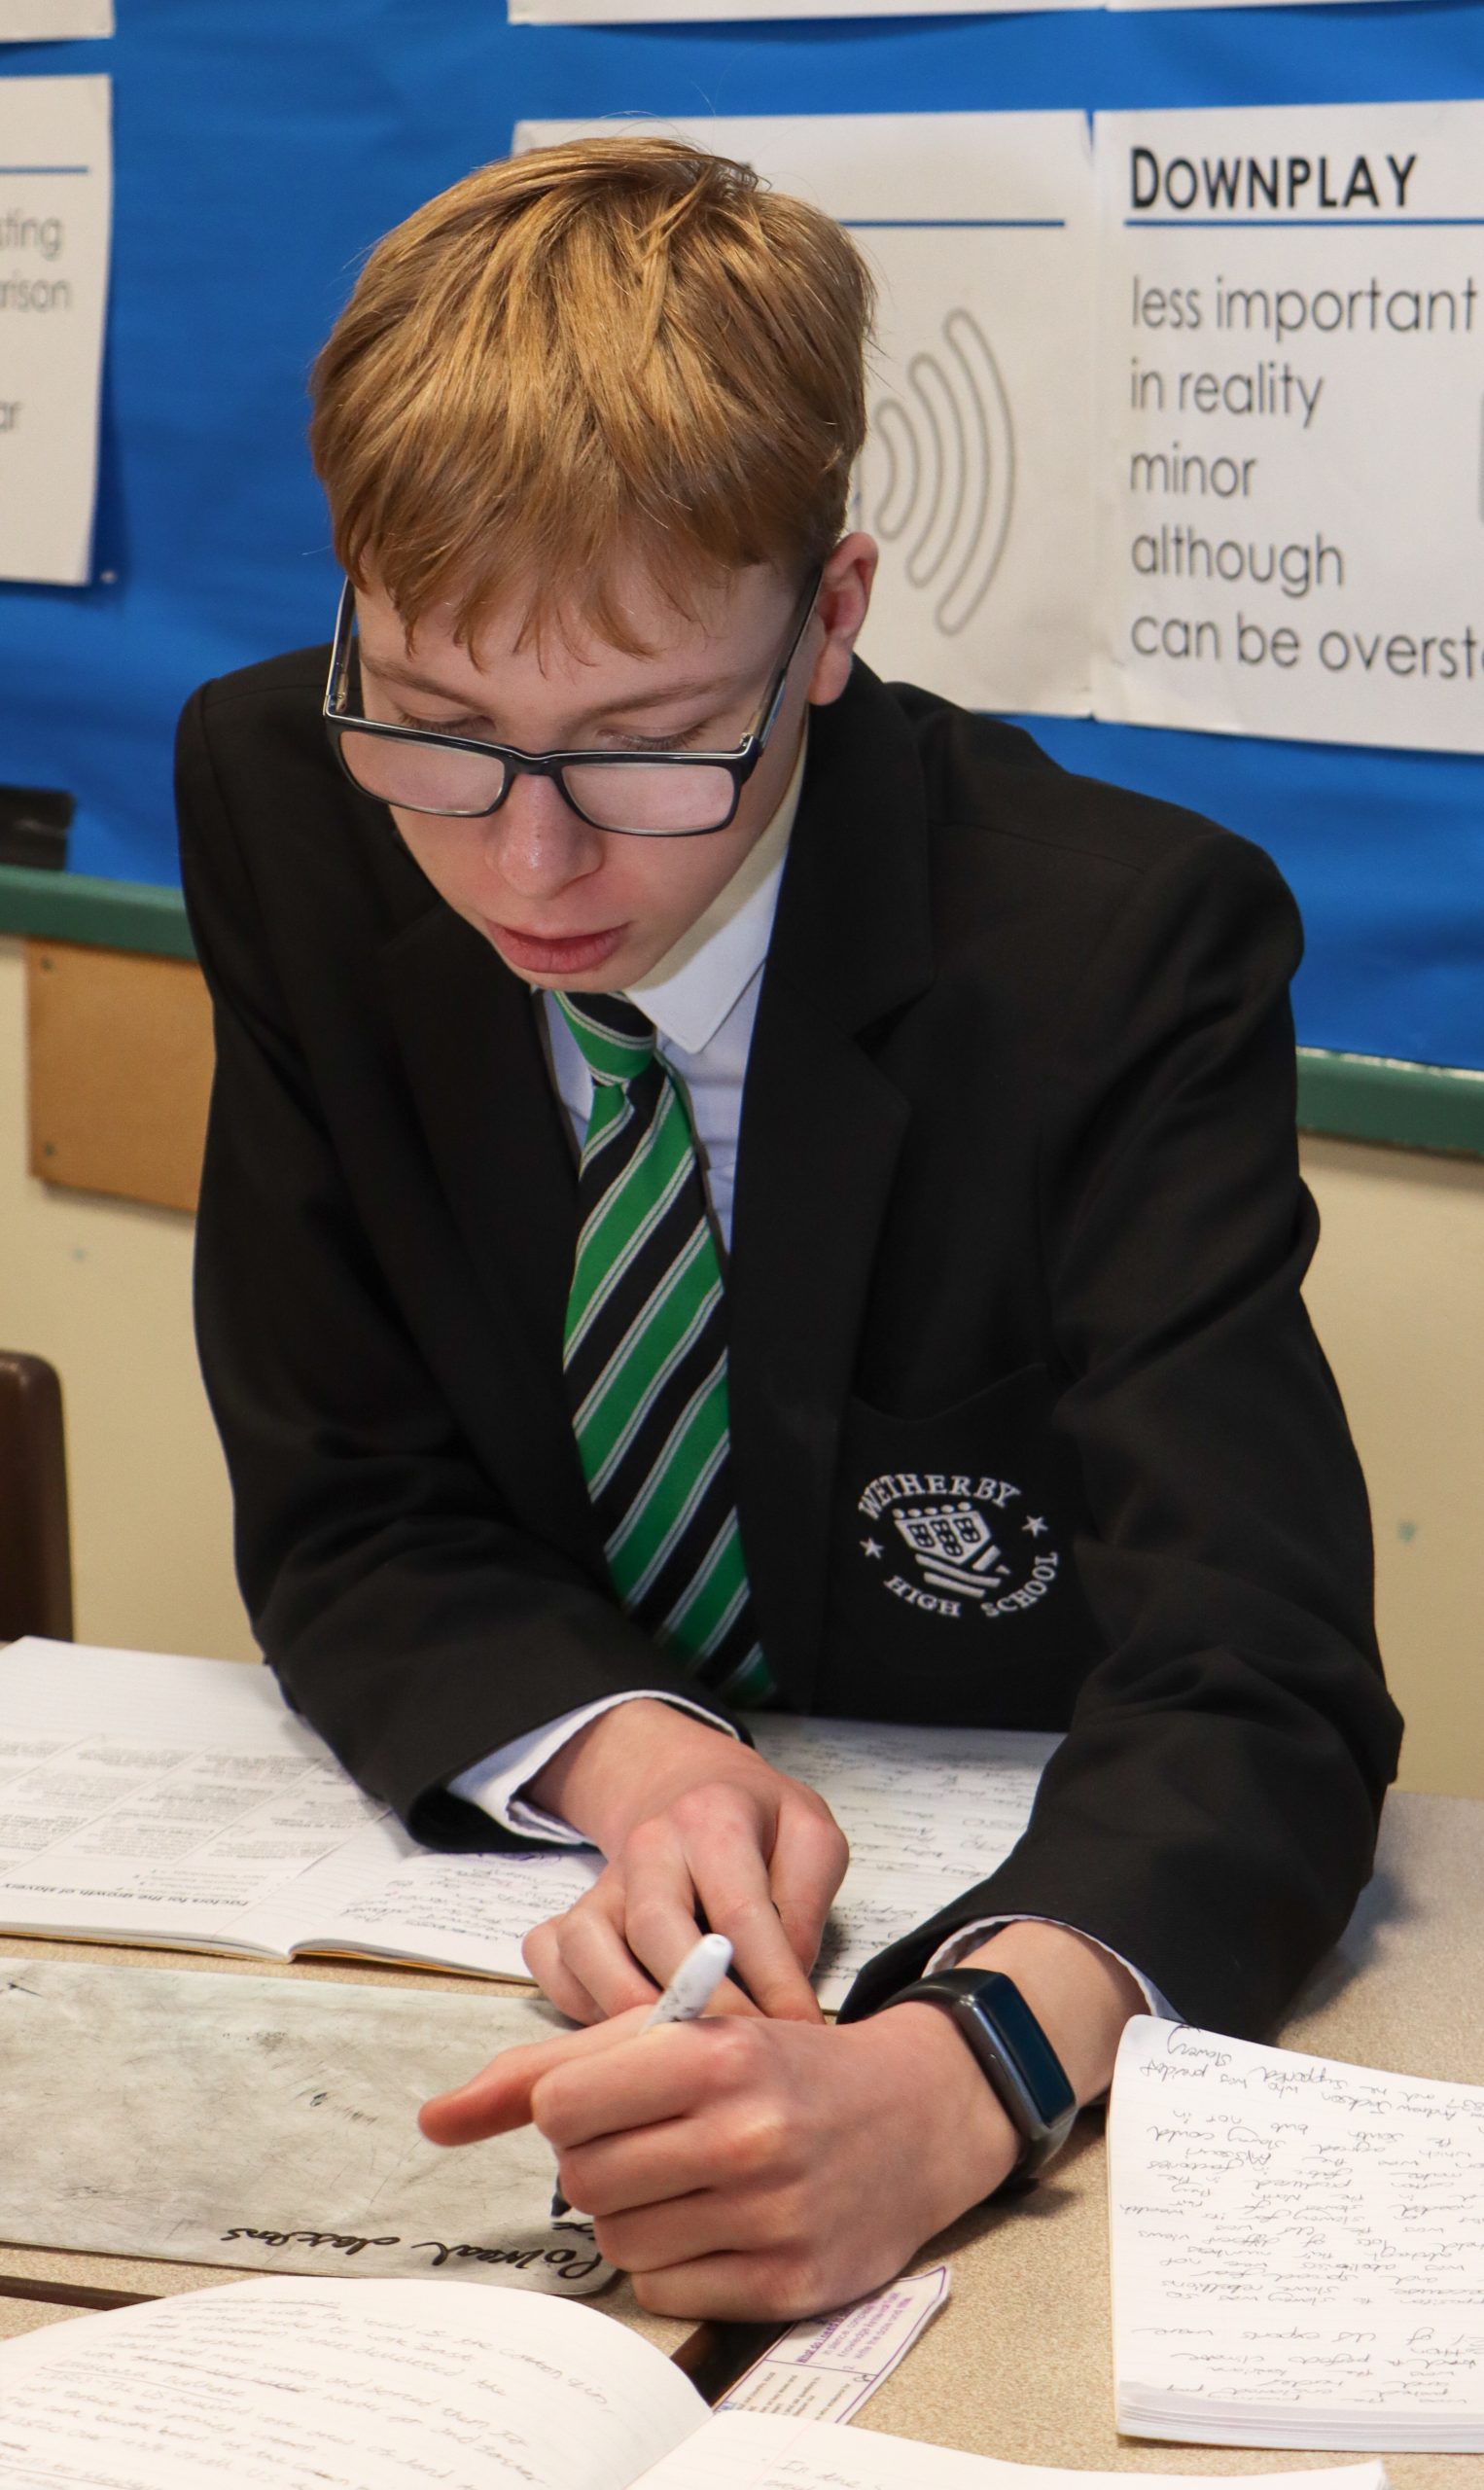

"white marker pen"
[551,1934,734,2221]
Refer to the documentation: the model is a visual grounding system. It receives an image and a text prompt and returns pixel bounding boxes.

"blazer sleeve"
[176,684,733,1848]
[841,825,1402,2040]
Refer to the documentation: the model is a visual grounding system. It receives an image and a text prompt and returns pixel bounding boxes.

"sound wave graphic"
[867,310,1015,637]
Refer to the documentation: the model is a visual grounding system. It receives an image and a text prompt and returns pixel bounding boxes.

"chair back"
[0,1352,74,1641]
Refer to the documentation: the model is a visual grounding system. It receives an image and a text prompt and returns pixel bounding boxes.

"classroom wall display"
[0,75,110,583]
[1095,102,1484,756]
[512,0,1379,22]
[519,114,1095,718]
[0,2,111,34]
[0,3,1481,1080]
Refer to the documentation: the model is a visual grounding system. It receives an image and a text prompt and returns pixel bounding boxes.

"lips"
[485,920,628,978]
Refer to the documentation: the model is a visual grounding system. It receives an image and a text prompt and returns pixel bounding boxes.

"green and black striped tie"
[557,990,773,1705]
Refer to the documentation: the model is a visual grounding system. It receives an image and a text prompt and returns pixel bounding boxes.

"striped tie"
[557,991,773,1705]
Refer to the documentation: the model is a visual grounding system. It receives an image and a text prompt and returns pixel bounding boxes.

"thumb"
[418,2004,651,2147]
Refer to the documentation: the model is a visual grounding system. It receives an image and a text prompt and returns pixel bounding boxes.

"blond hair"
[308,134,874,648]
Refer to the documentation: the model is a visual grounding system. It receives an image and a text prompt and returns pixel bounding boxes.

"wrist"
[523,1697,738,1853]
[866,2002,1022,2225]
[953,1923,1144,2108]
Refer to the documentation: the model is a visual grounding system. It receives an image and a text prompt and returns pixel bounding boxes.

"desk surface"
[3,1788,1481,2484]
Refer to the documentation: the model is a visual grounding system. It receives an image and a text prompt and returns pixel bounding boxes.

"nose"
[482,768,604,900]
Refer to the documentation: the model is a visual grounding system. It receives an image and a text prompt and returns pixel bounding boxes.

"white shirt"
[447,735,1173,2019]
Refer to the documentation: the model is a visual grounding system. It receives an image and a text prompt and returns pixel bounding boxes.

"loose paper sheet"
[1110,2017,1484,2450]
[516,116,1095,719]
[0,2276,708,2490]
[0,75,109,582]
[0,1957,613,2293]
[1094,102,1484,754]
[720,2264,949,2423]
[0,2,112,32]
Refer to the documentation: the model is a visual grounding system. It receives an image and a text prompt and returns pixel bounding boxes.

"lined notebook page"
[752,1718,1058,2006]
[632,2410,1389,2489]
[0,2276,708,2490]
[1110,2016,1484,2451]
[0,1646,1057,1996]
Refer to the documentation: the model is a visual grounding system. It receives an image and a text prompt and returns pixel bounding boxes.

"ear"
[806,533,879,708]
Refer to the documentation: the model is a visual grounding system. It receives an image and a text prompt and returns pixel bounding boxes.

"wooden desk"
[3,1791,1481,2482]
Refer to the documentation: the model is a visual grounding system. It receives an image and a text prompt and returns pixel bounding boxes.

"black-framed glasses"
[322,569,821,838]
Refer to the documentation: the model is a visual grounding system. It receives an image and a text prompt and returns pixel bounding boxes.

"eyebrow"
[359,649,748,727]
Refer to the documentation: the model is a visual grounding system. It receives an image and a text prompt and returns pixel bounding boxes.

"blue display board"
[1,0,1480,1071]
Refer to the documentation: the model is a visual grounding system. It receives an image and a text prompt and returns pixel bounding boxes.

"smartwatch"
[883,1968,1078,2181]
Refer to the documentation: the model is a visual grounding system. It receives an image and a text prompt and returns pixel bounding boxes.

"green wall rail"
[2,865,1480,1158]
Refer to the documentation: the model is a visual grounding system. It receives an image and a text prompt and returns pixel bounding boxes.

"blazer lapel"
[380,899,601,1569]
[729,666,935,1706]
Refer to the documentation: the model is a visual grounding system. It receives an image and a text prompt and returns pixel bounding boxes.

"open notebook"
[0,2274,1392,2490]
[0,1638,1057,2006]
[1110,2016,1484,2453]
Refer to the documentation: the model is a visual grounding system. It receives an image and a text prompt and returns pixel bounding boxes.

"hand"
[520,1700,848,2025]
[419,1998,1018,2321]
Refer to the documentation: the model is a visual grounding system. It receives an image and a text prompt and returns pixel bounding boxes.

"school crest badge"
[857,1468,1061,1625]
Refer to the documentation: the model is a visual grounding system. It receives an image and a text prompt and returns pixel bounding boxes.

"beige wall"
[1299,1134,1484,1800]
[0,938,255,1665]
[0,928,1478,1790]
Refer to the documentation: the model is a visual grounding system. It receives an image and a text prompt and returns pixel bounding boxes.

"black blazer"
[177,651,1401,2041]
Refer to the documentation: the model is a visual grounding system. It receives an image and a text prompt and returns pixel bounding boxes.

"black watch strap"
[883,1969,1078,2180]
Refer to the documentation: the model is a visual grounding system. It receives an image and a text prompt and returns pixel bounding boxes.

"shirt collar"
[624,727,807,1057]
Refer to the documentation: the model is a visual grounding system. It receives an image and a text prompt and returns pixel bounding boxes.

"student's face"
[353,538,877,990]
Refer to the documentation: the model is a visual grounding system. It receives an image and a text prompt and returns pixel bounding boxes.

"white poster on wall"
[512,0,1377,19]
[1093,102,1484,756]
[0,75,111,584]
[515,115,1096,718]
[0,3,112,33]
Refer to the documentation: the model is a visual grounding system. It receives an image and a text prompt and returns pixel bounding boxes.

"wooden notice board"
[25,941,212,1215]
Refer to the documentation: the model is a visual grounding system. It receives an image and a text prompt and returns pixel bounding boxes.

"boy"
[177,136,1400,2320]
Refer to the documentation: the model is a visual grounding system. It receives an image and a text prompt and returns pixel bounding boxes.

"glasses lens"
[563,761,735,836]
[338,729,508,816]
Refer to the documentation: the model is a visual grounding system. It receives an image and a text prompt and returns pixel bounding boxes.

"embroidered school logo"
[857,1470,1061,1624]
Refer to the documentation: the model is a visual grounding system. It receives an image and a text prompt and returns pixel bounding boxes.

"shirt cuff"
[923,1913,1182,2025]
[447,1690,741,1842]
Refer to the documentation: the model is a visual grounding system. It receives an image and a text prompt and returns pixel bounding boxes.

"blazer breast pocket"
[814,1362,1104,1729]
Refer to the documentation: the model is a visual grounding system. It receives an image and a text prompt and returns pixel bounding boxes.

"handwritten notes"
[0,2277,708,2490]
[1110,2016,1484,2450]
[632,2410,1389,2490]
[752,1717,1058,2007]
[0,1644,1055,2002]
[0,1957,612,2293]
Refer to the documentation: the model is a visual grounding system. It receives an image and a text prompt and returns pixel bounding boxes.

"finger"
[765,1799,849,1979]
[686,1825,824,2022]
[522,1917,606,2027]
[531,2015,747,2152]
[418,2005,651,2146]
[558,2116,721,2220]
[555,1902,664,2021]
[629,2251,820,2324]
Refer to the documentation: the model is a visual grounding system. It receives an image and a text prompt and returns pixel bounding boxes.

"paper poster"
[517,116,1095,719]
[1094,103,1484,756]
[0,74,110,583]
[513,1,1077,22]
[0,3,112,34]
[512,0,1374,19]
